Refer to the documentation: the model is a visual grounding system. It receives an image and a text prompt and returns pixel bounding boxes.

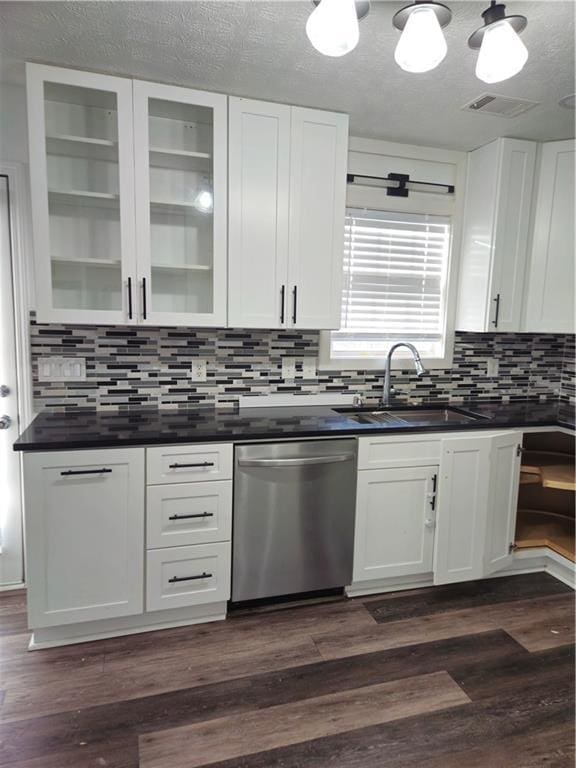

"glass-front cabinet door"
[27,64,136,324]
[133,82,227,326]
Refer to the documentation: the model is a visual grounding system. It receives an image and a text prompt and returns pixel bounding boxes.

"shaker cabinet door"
[228,97,291,328]
[434,435,491,585]
[288,107,348,330]
[353,466,438,583]
[524,140,575,332]
[24,448,145,628]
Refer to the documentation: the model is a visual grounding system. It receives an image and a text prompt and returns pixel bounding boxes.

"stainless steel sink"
[335,406,486,426]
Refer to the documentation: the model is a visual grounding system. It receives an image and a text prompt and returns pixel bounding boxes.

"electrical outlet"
[38,357,86,381]
[302,357,317,379]
[191,359,207,382]
[487,358,499,377]
[281,357,296,381]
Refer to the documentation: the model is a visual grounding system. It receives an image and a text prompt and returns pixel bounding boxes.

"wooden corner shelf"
[521,450,575,491]
[515,509,575,563]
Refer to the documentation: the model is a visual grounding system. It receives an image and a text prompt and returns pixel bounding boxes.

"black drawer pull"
[60,468,112,476]
[168,461,215,469]
[168,512,214,521]
[168,572,212,583]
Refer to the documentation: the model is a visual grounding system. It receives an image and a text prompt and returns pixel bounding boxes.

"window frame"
[319,153,465,372]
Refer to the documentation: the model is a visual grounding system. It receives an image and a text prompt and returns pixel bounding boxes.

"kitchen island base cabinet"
[24,448,145,629]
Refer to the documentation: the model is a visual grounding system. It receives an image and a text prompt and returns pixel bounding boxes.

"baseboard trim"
[29,601,227,649]
[346,573,434,597]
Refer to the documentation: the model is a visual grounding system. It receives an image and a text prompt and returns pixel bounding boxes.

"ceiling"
[0,0,574,150]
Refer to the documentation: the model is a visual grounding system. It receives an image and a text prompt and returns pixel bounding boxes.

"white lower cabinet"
[352,430,523,591]
[23,442,233,647]
[353,466,438,582]
[146,542,231,612]
[24,448,145,628]
[145,443,233,614]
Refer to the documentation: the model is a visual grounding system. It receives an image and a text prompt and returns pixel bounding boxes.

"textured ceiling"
[0,0,574,150]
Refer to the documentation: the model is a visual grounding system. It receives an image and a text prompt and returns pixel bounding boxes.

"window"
[324,207,453,368]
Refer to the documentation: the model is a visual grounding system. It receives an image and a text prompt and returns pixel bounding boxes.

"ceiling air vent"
[462,93,539,118]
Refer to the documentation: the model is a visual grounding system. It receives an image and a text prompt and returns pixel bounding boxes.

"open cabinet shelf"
[516,509,575,562]
[47,133,118,148]
[149,147,211,160]
[515,432,575,564]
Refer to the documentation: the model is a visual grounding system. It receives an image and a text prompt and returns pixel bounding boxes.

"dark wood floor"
[0,572,574,767]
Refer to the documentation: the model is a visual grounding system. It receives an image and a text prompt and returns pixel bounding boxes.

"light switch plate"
[281,357,296,381]
[37,357,86,382]
[191,359,207,382]
[302,357,317,379]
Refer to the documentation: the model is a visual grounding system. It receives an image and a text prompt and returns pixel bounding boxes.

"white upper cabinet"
[523,140,575,333]
[456,138,536,332]
[27,64,137,325]
[133,81,227,327]
[228,98,348,330]
[228,98,291,328]
[287,108,348,329]
[28,64,228,327]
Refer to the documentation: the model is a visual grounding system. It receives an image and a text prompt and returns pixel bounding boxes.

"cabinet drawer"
[358,434,441,470]
[146,543,231,611]
[147,481,232,549]
[147,444,232,485]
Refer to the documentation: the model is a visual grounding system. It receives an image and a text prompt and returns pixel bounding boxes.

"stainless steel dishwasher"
[232,439,357,602]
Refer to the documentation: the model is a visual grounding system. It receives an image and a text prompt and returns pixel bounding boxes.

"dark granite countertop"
[13,399,575,452]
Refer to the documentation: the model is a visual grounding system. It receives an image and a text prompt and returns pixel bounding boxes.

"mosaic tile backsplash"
[30,316,575,412]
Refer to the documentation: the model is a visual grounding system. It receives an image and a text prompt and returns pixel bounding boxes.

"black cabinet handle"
[60,468,112,476]
[127,277,133,320]
[292,285,298,324]
[280,285,285,324]
[168,461,215,469]
[429,473,438,510]
[492,293,500,328]
[168,512,214,520]
[142,277,147,320]
[168,572,212,583]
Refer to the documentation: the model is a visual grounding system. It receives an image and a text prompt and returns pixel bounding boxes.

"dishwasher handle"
[237,454,355,468]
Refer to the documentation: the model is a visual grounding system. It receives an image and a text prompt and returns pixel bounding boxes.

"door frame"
[0,161,34,589]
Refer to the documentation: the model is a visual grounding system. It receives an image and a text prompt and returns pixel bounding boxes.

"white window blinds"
[331,208,451,360]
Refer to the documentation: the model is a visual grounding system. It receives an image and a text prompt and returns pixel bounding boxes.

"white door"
[434,434,491,585]
[133,81,227,327]
[24,448,144,627]
[228,98,291,328]
[353,466,438,583]
[484,432,522,575]
[288,107,348,330]
[0,175,23,587]
[26,64,137,325]
[524,140,575,332]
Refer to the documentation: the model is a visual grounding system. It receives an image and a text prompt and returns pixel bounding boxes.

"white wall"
[0,82,29,164]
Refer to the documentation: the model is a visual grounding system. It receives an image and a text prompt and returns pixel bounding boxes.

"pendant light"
[393,1,452,73]
[306,0,369,58]
[469,1,528,84]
